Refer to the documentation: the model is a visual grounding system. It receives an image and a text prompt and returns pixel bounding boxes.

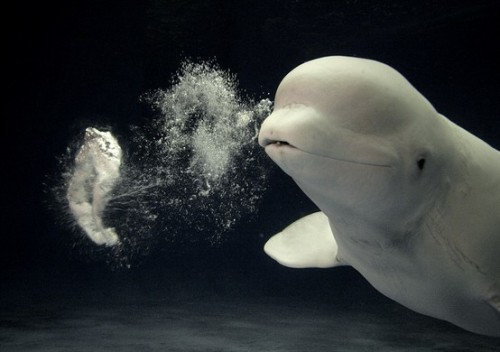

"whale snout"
[257,128,274,148]
[258,117,289,148]
[258,129,290,149]
[258,105,318,149]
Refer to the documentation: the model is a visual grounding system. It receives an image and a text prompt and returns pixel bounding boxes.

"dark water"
[4,2,500,351]
[1,286,498,352]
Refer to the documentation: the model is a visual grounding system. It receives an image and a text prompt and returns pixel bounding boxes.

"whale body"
[258,56,500,336]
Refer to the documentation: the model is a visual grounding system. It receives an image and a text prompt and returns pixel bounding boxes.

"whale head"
[259,56,453,233]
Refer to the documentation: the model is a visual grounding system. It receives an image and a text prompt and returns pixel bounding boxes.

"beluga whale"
[258,56,500,336]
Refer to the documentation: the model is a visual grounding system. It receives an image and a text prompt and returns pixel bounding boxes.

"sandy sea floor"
[1,285,499,352]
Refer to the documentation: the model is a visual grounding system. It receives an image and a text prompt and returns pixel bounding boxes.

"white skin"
[259,56,500,336]
[67,128,122,246]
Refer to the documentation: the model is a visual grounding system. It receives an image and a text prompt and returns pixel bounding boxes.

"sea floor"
[1,286,498,352]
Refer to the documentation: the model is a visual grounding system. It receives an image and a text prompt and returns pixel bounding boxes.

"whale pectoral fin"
[264,211,344,269]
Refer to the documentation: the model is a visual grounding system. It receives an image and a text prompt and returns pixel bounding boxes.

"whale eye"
[417,158,426,171]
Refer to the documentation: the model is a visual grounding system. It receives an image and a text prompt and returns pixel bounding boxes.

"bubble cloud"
[146,61,270,194]
[139,61,272,242]
[56,61,271,264]
[66,127,122,246]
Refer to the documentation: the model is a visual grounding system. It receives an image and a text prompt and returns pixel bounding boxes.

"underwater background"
[3,1,500,350]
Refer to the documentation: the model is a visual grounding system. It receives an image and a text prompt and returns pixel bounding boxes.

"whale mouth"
[259,130,393,168]
[263,139,298,152]
[260,136,294,148]
[269,140,291,147]
[263,137,393,168]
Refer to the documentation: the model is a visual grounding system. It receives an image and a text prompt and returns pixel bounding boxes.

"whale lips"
[263,139,297,152]
[271,140,290,146]
[259,135,292,148]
